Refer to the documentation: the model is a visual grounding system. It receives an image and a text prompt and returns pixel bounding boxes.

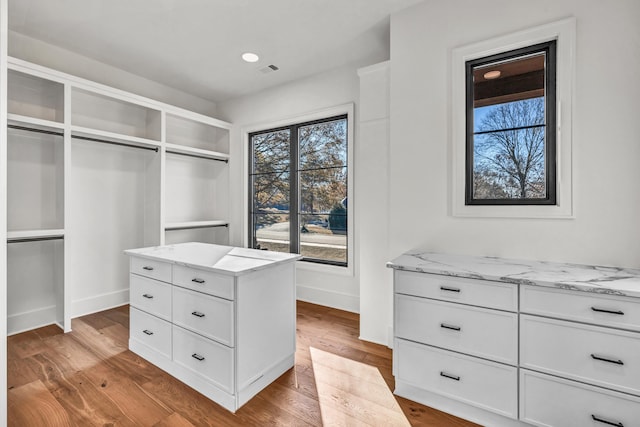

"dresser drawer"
[395,270,517,312]
[395,338,518,419]
[130,274,171,320]
[396,294,518,365]
[173,325,234,393]
[129,307,172,359]
[521,284,640,331]
[173,264,234,300]
[172,286,234,347]
[130,256,172,283]
[520,369,640,427]
[521,314,640,395]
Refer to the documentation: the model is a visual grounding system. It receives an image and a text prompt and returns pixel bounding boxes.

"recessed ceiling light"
[483,70,501,79]
[242,52,260,63]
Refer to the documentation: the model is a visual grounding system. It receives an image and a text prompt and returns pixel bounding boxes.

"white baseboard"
[296,284,359,313]
[8,305,58,336]
[71,288,129,319]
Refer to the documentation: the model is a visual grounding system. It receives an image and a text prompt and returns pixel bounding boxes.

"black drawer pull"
[142,294,153,299]
[591,307,624,316]
[591,354,624,365]
[440,323,461,331]
[142,330,153,335]
[192,311,205,318]
[192,353,205,361]
[592,415,624,427]
[440,371,460,381]
[440,286,461,293]
[142,266,154,271]
[192,278,205,284]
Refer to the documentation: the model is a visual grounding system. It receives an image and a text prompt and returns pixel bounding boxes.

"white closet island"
[125,242,301,412]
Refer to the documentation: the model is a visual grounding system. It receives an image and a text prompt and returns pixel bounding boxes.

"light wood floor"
[7,301,479,426]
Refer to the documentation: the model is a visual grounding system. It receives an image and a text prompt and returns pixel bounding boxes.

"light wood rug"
[310,346,411,426]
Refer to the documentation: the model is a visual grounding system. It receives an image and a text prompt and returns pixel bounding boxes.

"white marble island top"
[387,250,640,298]
[125,242,302,276]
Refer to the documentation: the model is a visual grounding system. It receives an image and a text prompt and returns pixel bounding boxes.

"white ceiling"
[8,0,422,103]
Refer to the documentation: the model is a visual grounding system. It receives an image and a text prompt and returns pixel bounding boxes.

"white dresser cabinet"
[389,251,640,427]
[126,242,301,412]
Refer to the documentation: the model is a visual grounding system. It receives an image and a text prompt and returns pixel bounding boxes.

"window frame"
[465,41,557,206]
[450,18,575,219]
[245,104,353,272]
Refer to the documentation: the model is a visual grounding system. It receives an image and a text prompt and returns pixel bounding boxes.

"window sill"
[296,259,354,277]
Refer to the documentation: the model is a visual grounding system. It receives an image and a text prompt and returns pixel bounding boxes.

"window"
[466,41,556,205]
[249,115,348,266]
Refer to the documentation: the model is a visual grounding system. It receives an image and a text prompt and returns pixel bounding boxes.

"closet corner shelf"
[71,125,162,151]
[7,229,65,242]
[164,220,229,231]
[8,114,65,132]
[165,143,230,162]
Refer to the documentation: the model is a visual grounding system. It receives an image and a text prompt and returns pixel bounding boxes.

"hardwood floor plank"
[153,412,196,427]
[8,380,71,427]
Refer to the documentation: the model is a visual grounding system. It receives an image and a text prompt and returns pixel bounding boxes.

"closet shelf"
[164,220,229,231]
[8,114,65,132]
[7,229,65,242]
[71,126,162,151]
[165,143,230,162]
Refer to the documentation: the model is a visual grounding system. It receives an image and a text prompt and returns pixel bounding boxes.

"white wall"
[218,65,363,313]
[389,0,640,266]
[9,31,217,116]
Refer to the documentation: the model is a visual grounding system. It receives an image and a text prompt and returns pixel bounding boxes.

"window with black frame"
[466,41,556,205]
[249,115,348,266]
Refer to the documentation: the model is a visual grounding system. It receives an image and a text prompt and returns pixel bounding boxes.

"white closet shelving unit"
[4,57,232,335]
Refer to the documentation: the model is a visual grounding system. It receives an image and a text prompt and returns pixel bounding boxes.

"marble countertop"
[387,250,640,298]
[125,242,302,276]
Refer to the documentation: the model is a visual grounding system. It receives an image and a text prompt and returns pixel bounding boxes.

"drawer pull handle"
[440,323,461,331]
[142,294,154,299]
[142,266,154,271]
[192,353,205,361]
[142,330,153,335]
[591,307,624,316]
[440,371,460,381]
[192,311,205,318]
[592,415,624,427]
[192,278,205,284]
[440,286,461,293]
[591,354,624,365]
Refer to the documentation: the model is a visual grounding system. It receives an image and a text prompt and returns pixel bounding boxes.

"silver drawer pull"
[440,286,461,293]
[440,323,461,331]
[142,330,153,335]
[440,371,460,381]
[142,266,154,271]
[192,353,205,361]
[591,307,624,316]
[591,354,624,365]
[192,311,205,318]
[142,294,153,299]
[192,278,205,284]
[592,415,624,427]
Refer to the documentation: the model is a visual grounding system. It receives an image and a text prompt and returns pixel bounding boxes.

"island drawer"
[130,256,172,283]
[130,307,172,359]
[396,338,518,419]
[521,314,640,396]
[173,325,234,393]
[520,369,640,427]
[396,294,518,365]
[521,284,640,331]
[172,286,234,347]
[173,264,235,300]
[394,270,517,312]
[130,274,171,320]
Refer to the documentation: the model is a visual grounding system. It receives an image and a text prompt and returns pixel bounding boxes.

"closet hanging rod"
[71,134,159,152]
[166,223,229,231]
[8,124,64,137]
[166,150,229,163]
[7,235,65,244]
